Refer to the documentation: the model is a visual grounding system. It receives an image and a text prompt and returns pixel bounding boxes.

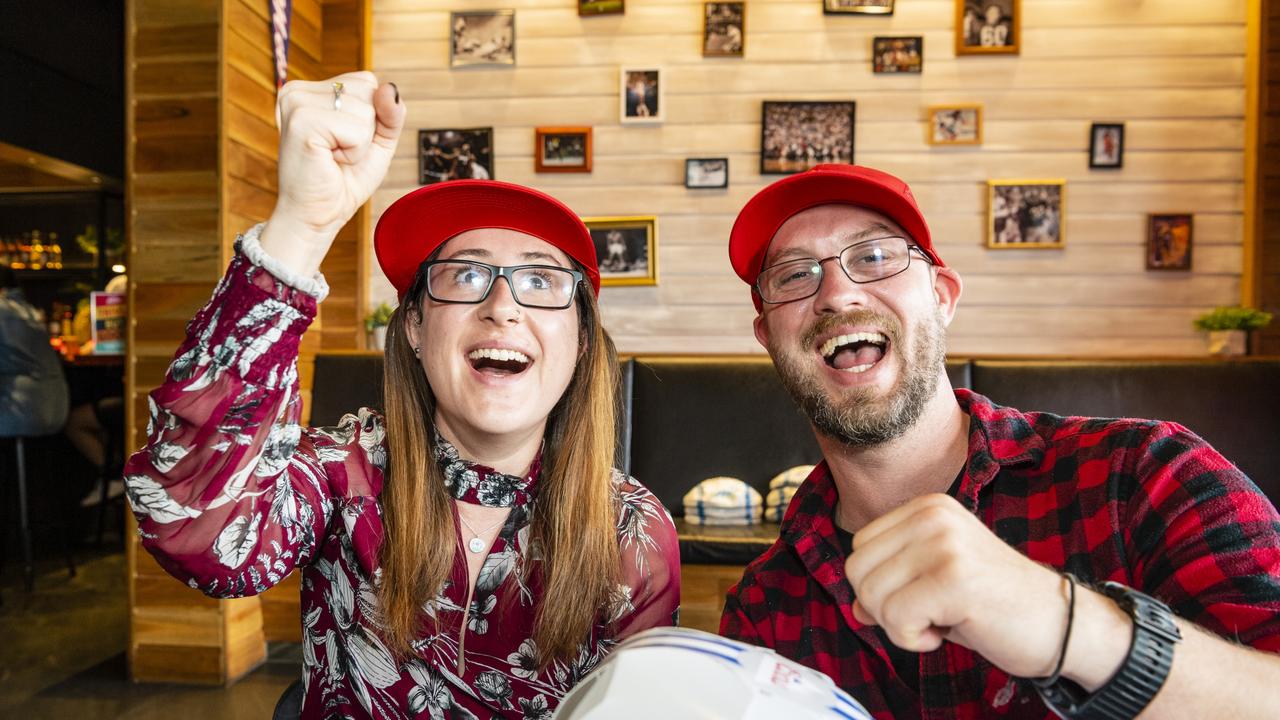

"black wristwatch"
[1035,581,1182,719]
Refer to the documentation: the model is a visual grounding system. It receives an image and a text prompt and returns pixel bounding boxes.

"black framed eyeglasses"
[423,259,584,310]
[754,236,932,305]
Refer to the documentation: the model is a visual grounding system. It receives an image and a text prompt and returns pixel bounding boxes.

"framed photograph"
[621,68,663,124]
[926,104,982,145]
[450,10,515,68]
[987,180,1065,249]
[583,216,658,286]
[1089,122,1125,169]
[685,158,729,189]
[956,0,1019,56]
[1147,214,1193,271]
[535,127,592,173]
[579,0,623,16]
[824,0,893,15]
[419,128,494,184]
[760,101,855,174]
[703,2,745,58]
[873,36,923,74]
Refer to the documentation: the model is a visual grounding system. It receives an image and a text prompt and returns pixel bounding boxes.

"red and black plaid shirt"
[720,389,1280,720]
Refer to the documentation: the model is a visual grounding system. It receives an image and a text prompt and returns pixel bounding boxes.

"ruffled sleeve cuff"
[236,223,331,301]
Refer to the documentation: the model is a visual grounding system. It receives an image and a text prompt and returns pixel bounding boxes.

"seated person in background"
[0,266,68,437]
[69,273,128,506]
[124,72,678,718]
[720,164,1280,718]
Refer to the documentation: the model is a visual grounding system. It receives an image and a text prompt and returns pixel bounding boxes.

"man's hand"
[260,71,406,278]
[844,493,1078,679]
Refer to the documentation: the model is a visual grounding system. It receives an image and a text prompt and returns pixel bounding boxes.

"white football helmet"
[552,627,872,720]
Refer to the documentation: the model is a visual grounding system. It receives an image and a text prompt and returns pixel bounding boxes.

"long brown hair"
[377,261,623,667]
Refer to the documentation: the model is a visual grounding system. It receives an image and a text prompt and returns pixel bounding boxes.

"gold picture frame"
[926,104,983,146]
[987,179,1065,249]
[956,0,1019,56]
[582,216,658,286]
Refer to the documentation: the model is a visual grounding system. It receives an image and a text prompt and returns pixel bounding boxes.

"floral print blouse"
[124,229,681,719]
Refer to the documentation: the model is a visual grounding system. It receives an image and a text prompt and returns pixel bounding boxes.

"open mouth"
[819,332,888,373]
[467,348,532,376]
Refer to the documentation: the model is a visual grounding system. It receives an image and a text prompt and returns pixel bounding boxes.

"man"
[719,164,1280,718]
[0,267,68,437]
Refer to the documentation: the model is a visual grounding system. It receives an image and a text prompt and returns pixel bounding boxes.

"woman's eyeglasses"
[423,260,584,310]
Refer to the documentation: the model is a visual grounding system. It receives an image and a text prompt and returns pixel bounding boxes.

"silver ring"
[332,81,344,111]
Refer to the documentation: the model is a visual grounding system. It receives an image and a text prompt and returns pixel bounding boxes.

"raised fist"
[260,71,406,277]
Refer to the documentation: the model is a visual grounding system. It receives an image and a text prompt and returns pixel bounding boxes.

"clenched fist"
[260,71,406,278]
[844,493,1111,682]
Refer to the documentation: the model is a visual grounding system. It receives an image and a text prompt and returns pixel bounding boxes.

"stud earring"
[413,346,420,356]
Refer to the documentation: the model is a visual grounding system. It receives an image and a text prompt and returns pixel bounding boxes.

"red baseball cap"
[729,164,944,310]
[375,180,600,299]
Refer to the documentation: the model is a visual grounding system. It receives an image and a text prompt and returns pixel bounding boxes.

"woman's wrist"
[259,209,338,280]
[240,223,330,300]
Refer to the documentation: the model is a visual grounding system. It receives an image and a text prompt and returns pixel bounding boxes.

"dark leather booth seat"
[971,360,1280,504]
[309,353,1279,564]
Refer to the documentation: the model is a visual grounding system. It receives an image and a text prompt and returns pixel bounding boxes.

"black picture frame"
[1088,122,1125,169]
[760,101,856,175]
[872,36,923,74]
[685,158,729,189]
[419,128,495,184]
[1147,213,1193,271]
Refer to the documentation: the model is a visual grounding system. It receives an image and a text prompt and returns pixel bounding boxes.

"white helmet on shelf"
[552,627,872,720]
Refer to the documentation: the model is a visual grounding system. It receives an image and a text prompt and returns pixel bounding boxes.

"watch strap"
[1034,582,1181,719]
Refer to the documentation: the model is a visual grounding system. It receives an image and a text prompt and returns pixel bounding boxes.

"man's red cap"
[375,180,600,299]
[729,164,944,310]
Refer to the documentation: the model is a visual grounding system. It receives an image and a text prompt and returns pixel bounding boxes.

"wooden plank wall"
[319,0,372,352]
[369,0,1249,356]
[1261,0,1280,354]
[127,0,236,685]
[128,0,370,683]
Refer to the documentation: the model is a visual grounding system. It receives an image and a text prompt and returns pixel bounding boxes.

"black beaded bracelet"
[1032,572,1077,689]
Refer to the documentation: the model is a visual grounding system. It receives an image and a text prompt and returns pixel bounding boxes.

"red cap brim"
[375,180,600,299]
[729,165,942,310]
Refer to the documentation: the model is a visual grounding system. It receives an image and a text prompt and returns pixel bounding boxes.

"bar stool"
[92,396,125,545]
[1,433,77,592]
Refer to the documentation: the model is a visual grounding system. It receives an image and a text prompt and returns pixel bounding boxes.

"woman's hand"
[259,72,406,278]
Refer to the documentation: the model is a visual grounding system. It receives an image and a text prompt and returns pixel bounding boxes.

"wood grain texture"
[370,0,1249,356]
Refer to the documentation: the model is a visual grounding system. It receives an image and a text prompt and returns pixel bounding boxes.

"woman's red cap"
[375,180,600,299]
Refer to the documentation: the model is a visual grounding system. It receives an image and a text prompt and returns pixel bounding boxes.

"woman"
[124,73,680,718]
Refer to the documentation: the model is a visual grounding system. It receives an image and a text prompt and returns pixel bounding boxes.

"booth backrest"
[308,354,1279,514]
[627,358,972,513]
[310,354,385,427]
[970,360,1280,503]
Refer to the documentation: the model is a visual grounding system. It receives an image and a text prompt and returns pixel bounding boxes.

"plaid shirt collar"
[778,389,1045,628]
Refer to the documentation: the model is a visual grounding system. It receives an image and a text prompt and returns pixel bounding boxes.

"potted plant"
[1192,306,1273,356]
[364,302,395,351]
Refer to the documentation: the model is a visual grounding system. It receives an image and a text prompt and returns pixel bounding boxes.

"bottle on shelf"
[48,232,62,269]
[30,230,44,271]
[48,302,62,337]
[12,232,29,270]
[60,304,73,338]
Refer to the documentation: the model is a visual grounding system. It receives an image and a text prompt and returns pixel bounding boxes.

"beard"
[768,307,948,447]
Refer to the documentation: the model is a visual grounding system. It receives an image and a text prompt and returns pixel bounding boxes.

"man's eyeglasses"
[755,236,932,305]
[423,260,584,310]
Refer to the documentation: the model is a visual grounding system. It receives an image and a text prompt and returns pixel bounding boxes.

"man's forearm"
[1061,590,1280,719]
[1140,620,1280,719]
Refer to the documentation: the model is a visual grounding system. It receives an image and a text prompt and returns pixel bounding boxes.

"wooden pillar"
[126,0,369,684]
[1256,0,1280,354]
